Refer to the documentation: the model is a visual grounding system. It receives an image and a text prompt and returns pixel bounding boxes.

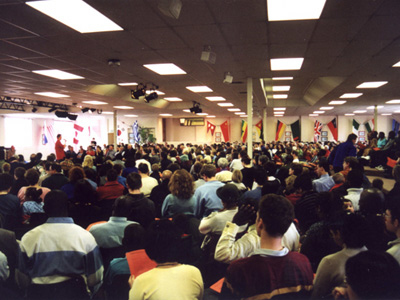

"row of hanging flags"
[313,118,338,142]
[275,119,302,141]
[207,120,230,141]
[352,119,375,135]
[240,120,263,143]
[41,121,89,146]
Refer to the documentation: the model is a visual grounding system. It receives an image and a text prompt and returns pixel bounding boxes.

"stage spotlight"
[67,113,78,121]
[32,107,37,113]
[223,72,233,84]
[131,84,146,99]
[81,107,89,113]
[90,108,96,113]
[189,101,202,114]
[55,111,68,118]
[144,92,158,103]
[97,109,103,114]
[48,107,57,113]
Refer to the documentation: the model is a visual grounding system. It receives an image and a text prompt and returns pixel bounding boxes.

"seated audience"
[9,167,27,196]
[41,163,68,190]
[17,169,50,205]
[312,159,334,193]
[230,169,247,192]
[22,188,44,223]
[343,169,364,211]
[138,163,158,197]
[96,169,124,201]
[385,198,400,264]
[0,174,20,231]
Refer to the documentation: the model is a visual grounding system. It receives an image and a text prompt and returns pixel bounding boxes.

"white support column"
[262,108,267,142]
[247,77,253,158]
[113,110,117,146]
[374,105,378,131]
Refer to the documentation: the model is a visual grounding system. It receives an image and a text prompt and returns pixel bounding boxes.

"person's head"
[168,169,194,199]
[378,131,385,139]
[393,165,400,183]
[82,155,94,168]
[329,212,368,248]
[263,161,277,176]
[317,159,329,176]
[316,192,343,220]
[345,251,400,299]
[25,187,43,204]
[14,167,26,180]
[294,174,313,192]
[192,162,203,175]
[0,173,13,192]
[371,178,384,190]
[231,169,243,183]
[241,157,251,166]
[253,168,267,186]
[138,163,149,175]
[257,194,294,238]
[343,156,358,171]
[126,172,142,191]
[359,188,385,215]
[346,169,363,188]
[68,166,85,184]
[50,163,62,173]
[217,157,229,169]
[1,162,10,174]
[216,184,240,209]
[122,224,146,251]
[106,169,118,182]
[161,169,172,182]
[342,199,354,213]
[73,179,96,205]
[113,163,123,176]
[388,130,396,140]
[57,134,62,140]
[25,168,40,186]
[145,219,184,263]
[332,172,345,184]
[43,190,68,217]
[346,133,358,144]
[112,195,133,217]
[289,163,303,176]
[385,198,400,234]
[258,155,269,166]
[200,164,217,179]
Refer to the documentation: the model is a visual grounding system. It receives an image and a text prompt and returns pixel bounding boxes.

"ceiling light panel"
[235,112,246,115]
[386,100,400,104]
[197,113,208,116]
[82,101,108,105]
[183,109,190,113]
[146,90,165,95]
[228,108,240,112]
[393,61,400,67]
[102,112,114,115]
[345,113,355,116]
[353,110,367,113]
[113,106,134,109]
[356,81,388,88]
[218,103,234,107]
[309,114,318,116]
[164,97,182,102]
[186,86,213,93]
[367,105,384,109]
[329,100,346,105]
[267,0,326,21]
[273,107,286,111]
[118,82,138,86]
[340,93,363,98]
[35,92,69,98]
[33,69,83,80]
[273,94,288,99]
[26,0,123,33]
[143,63,186,75]
[320,106,333,110]
[382,113,392,116]
[272,86,290,91]
[313,111,325,114]
[270,58,304,70]
[206,96,226,101]
[272,77,293,80]
[160,113,173,116]
[124,114,138,117]
[208,115,216,118]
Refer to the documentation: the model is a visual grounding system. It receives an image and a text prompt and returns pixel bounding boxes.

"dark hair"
[258,194,294,237]
[290,163,303,176]
[14,167,26,179]
[346,133,357,142]
[125,159,136,168]
[106,169,118,182]
[57,134,61,139]
[388,130,396,140]
[167,163,181,173]
[347,169,363,188]
[113,195,133,217]
[44,190,68,217]
[386,197,400,224]
[242,157,251,165]
[51,163,62,173]
[200,164,217,178]
[329,213,368,248]
[359,188,385,215]
[254,169,267,186]
[378,131,385,140]
[113,163,124,175]
[138,163,149,174]
[371,178,383,190]
[263,161,277,176]
[346,251,400,299]
[317,192,343,219]
[126,172,142,190]
[122,224,146,251]
[25,187,43,204]
[73,179,96,205]
[25,168,40,185]
[69,166,85,184]
[145,219,183,263]
[317,159,330,173]
[0,173,13,191]
[294,174,313,191]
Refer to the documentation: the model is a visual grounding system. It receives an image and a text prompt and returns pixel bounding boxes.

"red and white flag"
[314,120,323,143]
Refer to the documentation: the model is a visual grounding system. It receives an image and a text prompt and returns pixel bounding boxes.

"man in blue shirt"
[330,134,357,173]
[312,159,335,193]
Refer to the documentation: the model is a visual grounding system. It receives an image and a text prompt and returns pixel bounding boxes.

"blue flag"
[133,120,140,144]
[392,119,400,133]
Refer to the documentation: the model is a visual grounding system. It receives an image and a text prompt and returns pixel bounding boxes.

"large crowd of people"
[0,130,400,299]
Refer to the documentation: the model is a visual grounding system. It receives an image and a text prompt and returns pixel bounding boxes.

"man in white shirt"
[138,163,158,197]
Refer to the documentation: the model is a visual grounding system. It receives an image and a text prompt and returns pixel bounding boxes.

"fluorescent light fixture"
[143,63,186,75]
[33,69,83,80]
[124,114,138,117]
[329,100,346,105]
[270,58,304,70]
[353,110,367,113]
[118,82,138,86]
[35,92,69,98]
[367,105,384,109]
[240,115,248,117]
[345,113,355,116]
[228,108,240,112]
[146,90,165,95]
[82,101,108,105]
[393,61,400,67]
[267,0,326,21]
[273,107,286,111]
[320,106,333,110]
[183,109,190,113]
[197,113,208,116]
[382,113,392,116]
[207,115,216,118]
[26,0,123,33]
[313,111,325,114]
[386,99,400,104]
[113,106,134,109]
[395,110,400,113]
[273,94,288,99]
[102,112,114,115]
[309,114,318,116]
[206,96,226,101]
[340,93,363,98]
[218,103,234,107]
[164,97,182,102]
[272,77,293,80]
[272,86,290,92]
[186,86,213,93]
[356,81,388,88]
[235,112,246,115]
[160,113,173,116]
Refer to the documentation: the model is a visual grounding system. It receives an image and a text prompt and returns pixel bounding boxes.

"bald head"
[162,170,172,181]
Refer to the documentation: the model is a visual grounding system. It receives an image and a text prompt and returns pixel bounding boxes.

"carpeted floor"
[364,166,395,191]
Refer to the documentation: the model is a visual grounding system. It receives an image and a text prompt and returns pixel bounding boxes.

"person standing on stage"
[55,134,66,162]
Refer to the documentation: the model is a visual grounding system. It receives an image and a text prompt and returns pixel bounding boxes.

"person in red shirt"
[97,169,125,201]
[55,134,66,162]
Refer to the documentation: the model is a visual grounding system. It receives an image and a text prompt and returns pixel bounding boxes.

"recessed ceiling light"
[394,110,400,113]
[353,110,367,113]
[102,112,114,115]
[143,63,186,75]
[183,109,191,113]
[26,0,123,33]
[235,112,246,115]
[33,69,84,80]
[35,92,69,98]
[160,113,173,116]
[228,108,241,112]
[240,115,248,118]
[164,97,182,102]
[118,82,138,86]
[208,115,216,118]
[273,94,288,99]
[146,90,165,95]
[273,86,290,91]
[124,114,138,117]
[313,111,325,114]
[345,113,355,116]
[367,105,384,109]
[267,0,326,21]
[218,103,234,107]
[272,77,293,80]
[186,86,213,93]
[320,106,333,110]
[382,113,392,116]
[197,113,208,116]
[273,107,286,111]
[206,96,226,101]
[270,58,304,70]
[309,114,318,116]
[356,81,388,89]
[82,101,108,105]
[386,99,400,104]
[340,93,363,98]
[113,106,134,109]
[329,100,346,105]
[393,61,400,67]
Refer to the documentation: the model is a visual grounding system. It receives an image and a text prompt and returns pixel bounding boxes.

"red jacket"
[97,181,124,200]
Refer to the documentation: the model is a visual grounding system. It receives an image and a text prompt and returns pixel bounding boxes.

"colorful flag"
[364,119,374,133]
[210,123,216,136]
[241,120,248,143]
[207,121,212,133]
[133,120,140,144]
[275,120,286,141]
[255,120,263,139]
[220,120,229,142]
[392,119,400,133]
[74,124,84,132]
[73,138,79,145]
[42,125,48,145]
[290,120,301,141]
[314,120,323,143]
[46,124,56,144]
[352,119,360,134]
[327,118,338,141]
